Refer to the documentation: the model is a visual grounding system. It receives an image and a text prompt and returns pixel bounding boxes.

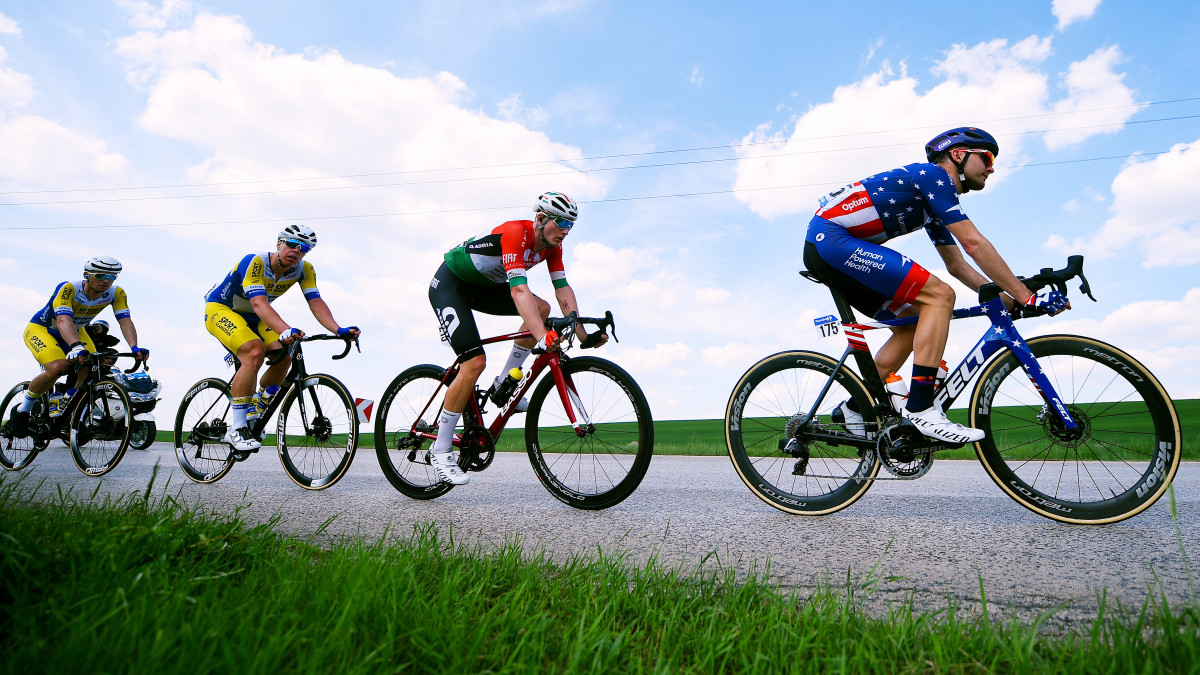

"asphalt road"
[9,441,1198,624]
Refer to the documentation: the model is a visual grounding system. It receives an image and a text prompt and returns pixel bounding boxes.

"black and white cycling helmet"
[278,224,318,249]
[533,192,579,222]
[84,255,122,277]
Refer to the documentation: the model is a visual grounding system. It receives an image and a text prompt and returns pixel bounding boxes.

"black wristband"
[69,341,85,349]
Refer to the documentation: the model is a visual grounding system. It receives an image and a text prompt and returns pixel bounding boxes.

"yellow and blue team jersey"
[30,280,131,336]
[205,252,320,314]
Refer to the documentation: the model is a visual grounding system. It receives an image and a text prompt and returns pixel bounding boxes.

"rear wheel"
[277,374,358,490]
[174,378,236,483]
[525,357,654,510]
[725,350,880,515]
[69,381,132,476]
[0,382,47,471]
[129,421,156,450]
[971,335,1182,524]
[374,365,456,500]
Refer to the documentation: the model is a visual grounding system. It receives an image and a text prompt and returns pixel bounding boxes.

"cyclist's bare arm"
[935,243,990,291]
[55,315,83,348]
[306,297,354,336]
[117,316,138,351]
[945,219,1033,304]
[249,295,293,338]
[554,284,606,347]
[511,284,553,343]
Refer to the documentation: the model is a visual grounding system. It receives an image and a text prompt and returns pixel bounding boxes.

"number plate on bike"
[814,314,841,339]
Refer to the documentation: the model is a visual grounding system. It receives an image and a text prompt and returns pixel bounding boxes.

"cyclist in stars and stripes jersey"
[802,127,1071,444]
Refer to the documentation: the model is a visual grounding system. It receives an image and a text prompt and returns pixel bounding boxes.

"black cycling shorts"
[428,262,520,360]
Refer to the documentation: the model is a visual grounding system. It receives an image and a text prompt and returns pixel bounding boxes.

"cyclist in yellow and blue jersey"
[8,256,150,437]
[203,224,360,452]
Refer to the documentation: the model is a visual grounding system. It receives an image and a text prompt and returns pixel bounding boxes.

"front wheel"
[971,335,1182,524]
[725,350,880,515]
[174,378,236,483]
[525,356,654,510]
[374,365,456,500]
[69,381,132,476]
[129,421,157,450]
[0,382,47,471]
[277,374,358,490]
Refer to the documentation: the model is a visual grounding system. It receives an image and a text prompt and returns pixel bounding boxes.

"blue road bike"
[725,256,1181,524]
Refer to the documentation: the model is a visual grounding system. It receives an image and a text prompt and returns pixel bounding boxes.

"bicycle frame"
[406,329,589,448]
[800,286,1079,447]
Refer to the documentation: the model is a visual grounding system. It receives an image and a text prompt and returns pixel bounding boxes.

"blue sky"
[2,0,1199,420]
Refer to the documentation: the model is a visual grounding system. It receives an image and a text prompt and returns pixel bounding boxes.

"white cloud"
[732,36,1139,220]
[1052,0,1103,30]
[117,0,194,31]
[1044,46,1136,149]
[496,93,548,127]
[0,46,33,111]
[689,68,703,88]
[1045,139,1200,267]
[0,12,20,36]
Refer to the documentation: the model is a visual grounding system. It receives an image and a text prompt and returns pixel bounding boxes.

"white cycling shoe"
[224,426,262,452]
[902,407,985,444]
[428,450,470,485]
[832,399,865,436]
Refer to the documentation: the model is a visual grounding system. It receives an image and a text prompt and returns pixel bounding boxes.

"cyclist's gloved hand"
[1026,289,1070,316]
[279,328,303,343]
[131,345,150,362]
[66,342,88,361]
[336,326,360,338]
[532,330,559,353]
[580,330,608,349]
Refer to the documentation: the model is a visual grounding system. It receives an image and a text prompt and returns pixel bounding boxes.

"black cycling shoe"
[6,408,30,438]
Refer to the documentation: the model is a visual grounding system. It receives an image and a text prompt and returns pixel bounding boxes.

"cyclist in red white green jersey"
[426,191,608,485]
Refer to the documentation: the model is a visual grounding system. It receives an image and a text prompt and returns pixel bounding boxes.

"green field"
[3,474,1197,673]
[158,398,1196,460]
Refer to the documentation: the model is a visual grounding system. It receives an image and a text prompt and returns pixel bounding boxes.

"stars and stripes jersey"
[443,220,568,289]
[204,252,320,314]
[30,280,131,335]
[814,163,966,246]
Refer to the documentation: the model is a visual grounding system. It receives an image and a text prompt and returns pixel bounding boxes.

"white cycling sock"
[17,390,37,413]
[232,395,254,429]
[432,409,462,454]
[500,345,531,378]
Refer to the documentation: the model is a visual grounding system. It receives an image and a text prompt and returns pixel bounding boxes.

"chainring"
[458,424,495,471]
[875,420,934,478]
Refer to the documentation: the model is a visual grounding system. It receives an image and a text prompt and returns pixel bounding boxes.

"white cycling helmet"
[278,224,318,249]
[533,192,578,222]
[84,256,122,277]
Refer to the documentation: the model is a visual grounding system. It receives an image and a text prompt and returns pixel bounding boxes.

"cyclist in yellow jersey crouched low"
[426,191,609,485]
[9,256,150,437]
[203,225,360,452]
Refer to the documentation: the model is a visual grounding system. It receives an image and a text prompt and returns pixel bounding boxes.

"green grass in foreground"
[2,473,1198,674]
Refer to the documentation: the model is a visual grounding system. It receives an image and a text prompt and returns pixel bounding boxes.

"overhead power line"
[0,149,1177,233]
[2,114,1198,208]
[0,96,1197,199]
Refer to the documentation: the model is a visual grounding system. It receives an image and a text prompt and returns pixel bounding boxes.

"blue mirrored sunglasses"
[281,238,312,253]
[91,274,118,281]
[549,216,574,232]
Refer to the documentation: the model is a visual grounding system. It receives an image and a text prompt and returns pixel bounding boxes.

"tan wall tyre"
[0,382,45,470]
[374,365,456,500]
[174,378,236,484]
[69,381,132,476]
[277,373,358,490]
[524,356,654,510]
[970,335,1182,524]
[725,350,880,515]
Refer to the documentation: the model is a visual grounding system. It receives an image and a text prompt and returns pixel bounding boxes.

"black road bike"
[1,351,144,476]
[174,334,360,488]
[725,256,1182,524]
